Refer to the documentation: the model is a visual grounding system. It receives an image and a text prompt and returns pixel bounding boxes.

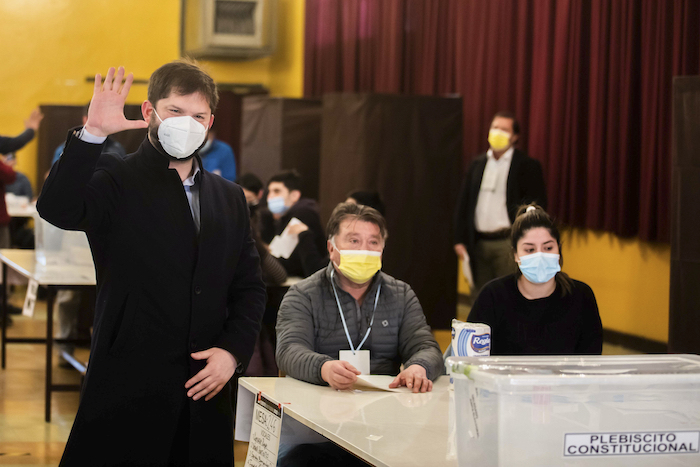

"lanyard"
[330,270,381,354]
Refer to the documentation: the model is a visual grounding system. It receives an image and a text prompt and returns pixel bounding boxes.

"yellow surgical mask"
[488,128,511,152]
[331,240,382,284]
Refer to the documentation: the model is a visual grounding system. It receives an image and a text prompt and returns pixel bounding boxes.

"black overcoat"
[37,130,266,466]
[453,148,548,276]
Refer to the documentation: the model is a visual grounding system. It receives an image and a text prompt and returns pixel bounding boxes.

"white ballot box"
[34,214,93,266]
[446,355,700,467]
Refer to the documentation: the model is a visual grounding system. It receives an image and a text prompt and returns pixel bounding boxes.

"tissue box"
[446,355,700,466]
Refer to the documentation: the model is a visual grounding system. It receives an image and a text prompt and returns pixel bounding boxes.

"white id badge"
[339,350,370,375]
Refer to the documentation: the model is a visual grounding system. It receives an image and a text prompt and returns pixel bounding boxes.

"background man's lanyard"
[330,270,381,355]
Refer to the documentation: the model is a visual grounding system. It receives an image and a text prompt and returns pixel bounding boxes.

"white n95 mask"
[153,109,207,160]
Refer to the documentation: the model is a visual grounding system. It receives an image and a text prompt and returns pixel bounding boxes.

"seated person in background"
[4,153,34,249]
[199,129,237,182]
[4,153,32,199]
[237,173,286,286]
[346,189,385,215]
[262,170,328,277]
[52,103,126,164]
[0,108,43,248]
[238,172,264,207]
[276,202,443,393]
[468,204,603,355]
[237,173,285,377]
[236,172,274,241]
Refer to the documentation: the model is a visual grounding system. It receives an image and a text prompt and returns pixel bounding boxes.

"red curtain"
[304,0,700,242]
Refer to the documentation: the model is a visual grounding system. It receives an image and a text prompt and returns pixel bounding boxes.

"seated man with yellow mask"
[275,202,443,393]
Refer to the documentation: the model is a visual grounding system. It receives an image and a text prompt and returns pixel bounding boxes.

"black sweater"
[468,274,603,355]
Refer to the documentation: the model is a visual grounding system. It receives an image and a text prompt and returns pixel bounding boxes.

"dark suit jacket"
[38,130,266,466]
[454,148,547,269]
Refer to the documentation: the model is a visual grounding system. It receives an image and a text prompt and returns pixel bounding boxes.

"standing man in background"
[454,111,547,295]
[38,62,266,467]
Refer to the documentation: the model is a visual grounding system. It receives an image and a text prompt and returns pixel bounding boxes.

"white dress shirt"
[474,147,513,233]
[183,161,201,233]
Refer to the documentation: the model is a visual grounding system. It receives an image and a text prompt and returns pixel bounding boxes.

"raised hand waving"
[84,66,149,137]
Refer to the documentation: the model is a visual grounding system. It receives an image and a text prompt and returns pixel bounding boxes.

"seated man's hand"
[287,222,309,236]
[186,347,237,401]
[389,364,432,393]
[454,243,467,259]
[321,360,360,390]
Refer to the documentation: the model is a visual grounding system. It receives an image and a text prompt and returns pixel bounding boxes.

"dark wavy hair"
[510,203,573,296]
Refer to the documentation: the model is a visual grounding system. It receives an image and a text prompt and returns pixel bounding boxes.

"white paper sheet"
[461,252,474,288]
[352,375,412,392]
[269,217,303,259]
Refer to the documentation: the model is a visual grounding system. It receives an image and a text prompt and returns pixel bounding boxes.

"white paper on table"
[352,375,411,392]
[269,217,303,259]
[461,252,474,288]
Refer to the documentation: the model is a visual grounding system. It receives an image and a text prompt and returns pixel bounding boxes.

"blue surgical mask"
[267,196,288,215]
[518,252,561,284]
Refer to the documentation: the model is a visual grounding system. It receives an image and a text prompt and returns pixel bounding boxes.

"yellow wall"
[562,228,670,343]
[458,229,671,344]
[0,0,304,191]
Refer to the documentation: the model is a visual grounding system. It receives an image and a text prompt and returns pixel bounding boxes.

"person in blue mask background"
[263,170,328,278]
[468,203,603,355]
[198,129,237,181]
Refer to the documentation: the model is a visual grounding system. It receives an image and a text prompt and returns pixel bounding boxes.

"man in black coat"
[454,111,547,295]
[38,62,266,466]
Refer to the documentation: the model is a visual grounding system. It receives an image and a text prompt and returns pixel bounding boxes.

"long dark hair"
[510,203,573,296]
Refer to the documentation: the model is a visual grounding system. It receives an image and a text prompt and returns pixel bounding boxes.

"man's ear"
[289,189,301,204]
[142,101,153,122]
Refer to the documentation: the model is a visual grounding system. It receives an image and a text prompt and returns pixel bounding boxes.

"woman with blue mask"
[467,204,603,355]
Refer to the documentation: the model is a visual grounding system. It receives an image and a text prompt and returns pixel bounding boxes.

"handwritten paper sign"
[244,392,284,467]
